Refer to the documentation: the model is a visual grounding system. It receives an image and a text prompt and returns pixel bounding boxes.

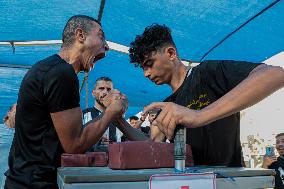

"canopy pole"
[98,0,106,22]
[10,42,15,54]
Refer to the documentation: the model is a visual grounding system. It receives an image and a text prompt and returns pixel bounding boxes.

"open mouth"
[93,52,106,63]
[150,77,156,82]
[90,62,94,69]
[152,78,160,84]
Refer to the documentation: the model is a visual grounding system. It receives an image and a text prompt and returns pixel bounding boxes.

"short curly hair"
[129,24,176,66]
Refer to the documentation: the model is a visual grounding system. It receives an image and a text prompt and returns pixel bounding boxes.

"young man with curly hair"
[129,24,284,166]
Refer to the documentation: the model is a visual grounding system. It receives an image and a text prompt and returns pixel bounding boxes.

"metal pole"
[174,126,186,172]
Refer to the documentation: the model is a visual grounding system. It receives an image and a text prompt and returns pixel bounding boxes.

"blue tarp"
[0,0,284,118]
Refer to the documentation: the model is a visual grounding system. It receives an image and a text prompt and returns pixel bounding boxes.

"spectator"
[82,77,122,151]
[121,115,149,142]
[262,133,284,189]
[3,104,16,128]
[1,104,16,188]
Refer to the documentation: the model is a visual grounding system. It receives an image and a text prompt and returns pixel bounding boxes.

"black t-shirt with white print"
[5,54,80,189]
[164,60,261,167]
[269,157,284,189]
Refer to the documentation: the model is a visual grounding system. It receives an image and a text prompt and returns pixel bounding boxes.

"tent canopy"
[0,0,283,118]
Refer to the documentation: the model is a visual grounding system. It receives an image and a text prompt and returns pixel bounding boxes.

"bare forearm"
[196,65,284,126]
[52,102,126,154]
[114,117,149,141]
[72,110,117,153]
[80,116,111,150]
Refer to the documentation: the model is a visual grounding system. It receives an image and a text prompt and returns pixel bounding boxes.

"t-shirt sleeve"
[200,60,263,92]
[43,64,80,113]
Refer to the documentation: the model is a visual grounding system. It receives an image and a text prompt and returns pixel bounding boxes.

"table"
[57,167,275,189]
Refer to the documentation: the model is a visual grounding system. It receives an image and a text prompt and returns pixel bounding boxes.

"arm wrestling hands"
[102,89,128,117]
[50,89,127,153]
[103,90,149,141]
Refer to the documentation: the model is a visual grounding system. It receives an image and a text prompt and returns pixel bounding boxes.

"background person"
[0,104,16,188]
[3,104,16,129]
[121,115,149,142]
[82,76,122,151]
[262,133,284,189]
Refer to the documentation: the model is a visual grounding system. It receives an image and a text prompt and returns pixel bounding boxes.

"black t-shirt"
[269,157,284,189]
[5,54,80,189]
[164,60,261,167]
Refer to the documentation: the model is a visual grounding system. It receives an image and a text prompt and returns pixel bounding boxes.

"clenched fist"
[103,89,128,116]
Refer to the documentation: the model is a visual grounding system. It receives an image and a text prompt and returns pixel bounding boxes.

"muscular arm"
[113,117,149,141]
[51,107,117,153]
[144,64,284,139]
[194,64,284,126]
